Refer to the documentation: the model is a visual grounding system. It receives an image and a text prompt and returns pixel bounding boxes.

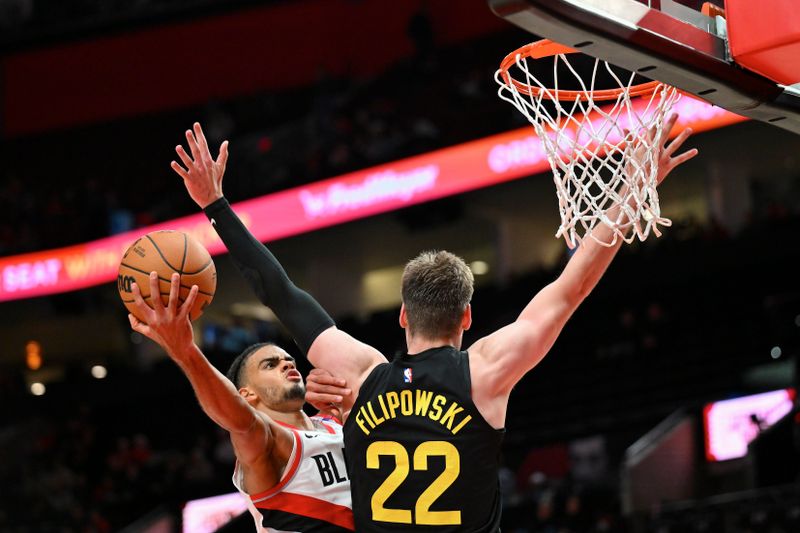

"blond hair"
[401,250,474,338]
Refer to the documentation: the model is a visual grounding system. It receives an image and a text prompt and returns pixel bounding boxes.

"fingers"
[175,144,194,170]
[193,123,211,159]
[167,273,180,314]
[218,140,229,172]
[659,146,699,184]
[664,127,693,158]
[306,381,352,396]
[307,369,349,389]
[130,282,155,324]
[185,128,204,164]
[128,313,151,337]
[180,285,199,319]
[149,271,165,312]
[171,161,189,180]
[193,123,214,168]
[306,391,346,405]
[647,122,659,143]
[670,147,699,168]
[305,367,351,405]
[661,112,679,143]
[308,367,345,384]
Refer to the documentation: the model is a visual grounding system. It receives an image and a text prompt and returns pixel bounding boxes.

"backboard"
[489,0,800,134]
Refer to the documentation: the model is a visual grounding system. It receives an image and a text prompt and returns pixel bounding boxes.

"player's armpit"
[469,279,579,396]
[233,414,294,472]
[232,413,295,494]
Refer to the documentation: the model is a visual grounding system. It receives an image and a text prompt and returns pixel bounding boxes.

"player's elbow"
[551,273,589,307]
[573,282,592,304]
[555,279,587,308]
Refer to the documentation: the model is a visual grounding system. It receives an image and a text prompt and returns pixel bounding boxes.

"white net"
[496,47,679,248]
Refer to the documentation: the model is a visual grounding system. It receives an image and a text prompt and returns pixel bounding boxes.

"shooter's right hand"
[128,272,199,361]
[171,122,229,209]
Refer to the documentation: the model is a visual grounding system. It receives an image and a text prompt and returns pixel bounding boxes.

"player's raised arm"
[171,123,386,397]
[470,114,698,397]
[128,272,293,485]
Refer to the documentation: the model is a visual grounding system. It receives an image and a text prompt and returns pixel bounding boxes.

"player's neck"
[262,406,314,430]
[406,333,462,355]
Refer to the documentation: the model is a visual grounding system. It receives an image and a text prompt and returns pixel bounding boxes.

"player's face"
[244,346,306,409]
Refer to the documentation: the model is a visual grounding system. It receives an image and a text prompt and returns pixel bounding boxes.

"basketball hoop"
[496,39,680,248]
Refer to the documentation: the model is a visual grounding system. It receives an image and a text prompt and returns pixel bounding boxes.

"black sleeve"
[203,197,334,355]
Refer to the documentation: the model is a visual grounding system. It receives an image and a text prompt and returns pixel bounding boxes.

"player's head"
[400,250,474,341]
[227,342,306,411]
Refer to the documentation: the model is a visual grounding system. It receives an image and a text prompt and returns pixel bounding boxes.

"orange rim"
[499,39,662,101]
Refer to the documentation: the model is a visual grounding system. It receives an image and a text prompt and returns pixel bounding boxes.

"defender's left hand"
[305,368,351,422]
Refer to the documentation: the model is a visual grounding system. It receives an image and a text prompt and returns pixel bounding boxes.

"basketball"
[118,230,216,322]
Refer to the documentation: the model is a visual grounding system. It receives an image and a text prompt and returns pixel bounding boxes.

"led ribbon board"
[0,97,743,302]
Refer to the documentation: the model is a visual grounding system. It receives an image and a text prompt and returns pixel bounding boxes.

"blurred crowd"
[0,13,513,256]
[649,484,800,533]
[1,382,236,532]
[0,0,278,32]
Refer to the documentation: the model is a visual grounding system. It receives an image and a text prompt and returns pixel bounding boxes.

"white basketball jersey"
[232,416,353,532]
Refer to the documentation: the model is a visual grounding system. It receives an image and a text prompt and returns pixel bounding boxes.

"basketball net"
[496,44,679,248]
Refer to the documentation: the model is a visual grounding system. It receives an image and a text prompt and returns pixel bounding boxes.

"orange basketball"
[118,230,216,322]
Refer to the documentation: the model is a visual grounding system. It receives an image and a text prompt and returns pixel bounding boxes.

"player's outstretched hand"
[305,368,352,422]
[171,122,229,209]
[128,272,199,359]
[626,112,698,188]
[655,113,698,185]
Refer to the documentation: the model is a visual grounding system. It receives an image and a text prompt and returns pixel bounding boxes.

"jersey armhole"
[246,429,303,502]
[461,350,475,398]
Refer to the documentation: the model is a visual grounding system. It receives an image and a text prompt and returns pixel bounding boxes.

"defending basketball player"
[126,272,354,532]
[171,118,696,531]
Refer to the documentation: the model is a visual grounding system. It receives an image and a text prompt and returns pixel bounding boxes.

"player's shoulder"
[465,336,505,390]
[465,335,492,364]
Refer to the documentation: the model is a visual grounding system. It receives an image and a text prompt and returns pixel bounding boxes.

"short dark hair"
[401,250,474,338]
[227,342,275,388]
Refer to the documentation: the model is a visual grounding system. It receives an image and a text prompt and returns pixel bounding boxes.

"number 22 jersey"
[343,346,504,532]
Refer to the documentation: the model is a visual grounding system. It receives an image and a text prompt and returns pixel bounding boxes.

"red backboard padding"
[725,0,800,85]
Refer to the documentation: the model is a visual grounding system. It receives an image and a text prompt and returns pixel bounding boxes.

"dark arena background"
[1,1,799,532]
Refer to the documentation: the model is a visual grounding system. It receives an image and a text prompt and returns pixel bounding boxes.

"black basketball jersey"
[343,346,504,532]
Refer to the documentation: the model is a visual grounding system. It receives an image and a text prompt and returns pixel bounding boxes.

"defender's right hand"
[171,122,229,209]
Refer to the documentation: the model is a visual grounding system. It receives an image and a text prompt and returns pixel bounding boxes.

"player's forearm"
[203,198,334,354]
[564,231,623,300]
[171,343,260,435]
[559,186,632,299]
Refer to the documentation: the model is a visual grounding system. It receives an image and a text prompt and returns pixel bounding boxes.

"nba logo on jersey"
[403,368,413,383]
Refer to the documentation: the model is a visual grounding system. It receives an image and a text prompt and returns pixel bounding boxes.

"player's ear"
[239,386,258,406]
[399,303,409,329]
[461,304,472,331]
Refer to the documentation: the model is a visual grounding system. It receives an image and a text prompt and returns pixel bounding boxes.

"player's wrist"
[203,196,230,215]
[166,337,200,359]
[199,193,224,210]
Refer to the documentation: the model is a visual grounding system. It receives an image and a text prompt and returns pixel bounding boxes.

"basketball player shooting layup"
[171,118,696,531]
[126,275,354,532]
